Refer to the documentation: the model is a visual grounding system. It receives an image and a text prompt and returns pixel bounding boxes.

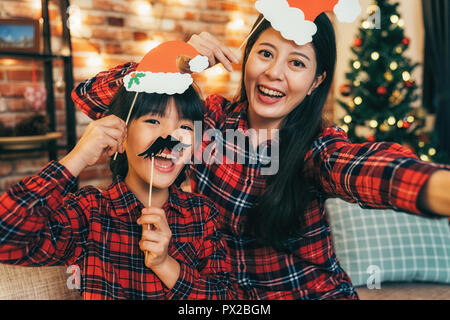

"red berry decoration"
[367,135,376,142]
[353,38,362,47]
[405,80,414,88]
[403,122,411,129]
[377,86,387,95]
[339,84,352,97]
[402,37,410,46]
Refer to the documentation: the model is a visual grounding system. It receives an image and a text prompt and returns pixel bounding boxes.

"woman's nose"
[264,60,284,81]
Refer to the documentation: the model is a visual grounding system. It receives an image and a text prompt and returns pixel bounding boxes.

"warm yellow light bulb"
[369,120,378,128]
[354,97,363,105]
[390,15,399,24]
[344,115,352,124]
[402,71,411,81]
[397,120,404,128]
[428,148,437,156]
[407,116,415,123]
[387,116,396,126]
[371,52,380,61]
[390,61,398,70]
[353,61,361,69]
[420,155,430,162]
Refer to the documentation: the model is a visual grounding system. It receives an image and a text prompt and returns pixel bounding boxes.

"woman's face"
[244,27,325,128]
[125,100,194,190]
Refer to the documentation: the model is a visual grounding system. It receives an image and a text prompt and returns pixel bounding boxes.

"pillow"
[325,198,450,287]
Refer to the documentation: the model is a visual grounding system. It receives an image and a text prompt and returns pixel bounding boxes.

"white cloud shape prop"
[255,0,317,46]
[189,55,209,73]
[334,0,362,23]
[124,72,193,95]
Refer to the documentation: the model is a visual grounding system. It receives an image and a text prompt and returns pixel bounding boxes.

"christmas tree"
[337,0,449,164]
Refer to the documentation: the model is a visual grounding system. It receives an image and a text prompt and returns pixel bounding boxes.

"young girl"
[72,14,450,300]
[0,44,236,300]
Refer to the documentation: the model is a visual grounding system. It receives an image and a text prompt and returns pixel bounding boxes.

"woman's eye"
[180,125,193,131]
[258,50,272,58]
[292,60,305,68]
[145,119,160,125]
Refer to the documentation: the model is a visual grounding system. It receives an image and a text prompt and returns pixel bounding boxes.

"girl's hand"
[60,115,127,177]
[188,31,240,72]
[137,207,173,269]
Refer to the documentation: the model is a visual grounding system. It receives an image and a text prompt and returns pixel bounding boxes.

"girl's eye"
[258,50,272,59]
[180,125,193,131]
[145,119,160,125]
[292,60,305,68]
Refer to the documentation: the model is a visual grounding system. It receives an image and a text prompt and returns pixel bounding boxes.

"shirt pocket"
[169,240,200,270]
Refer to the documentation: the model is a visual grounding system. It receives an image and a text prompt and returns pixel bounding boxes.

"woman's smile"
[256,84,286,105]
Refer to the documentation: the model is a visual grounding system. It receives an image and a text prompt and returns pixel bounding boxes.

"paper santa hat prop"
[123,41,209,95]
[254,0,362,45]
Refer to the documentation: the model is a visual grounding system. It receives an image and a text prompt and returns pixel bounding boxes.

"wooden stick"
[238,18,264,50]
[113,91,139,161]
[145,156,154,264]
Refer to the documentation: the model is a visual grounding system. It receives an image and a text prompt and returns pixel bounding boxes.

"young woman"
[0,84,236,300]
[72,14,450,299]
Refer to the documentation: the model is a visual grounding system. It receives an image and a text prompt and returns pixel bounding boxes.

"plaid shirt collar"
[223,100,249,132]
[106,176,187,217]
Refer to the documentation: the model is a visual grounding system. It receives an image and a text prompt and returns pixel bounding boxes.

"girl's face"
[244,27,326,128]
[125,99,194,190]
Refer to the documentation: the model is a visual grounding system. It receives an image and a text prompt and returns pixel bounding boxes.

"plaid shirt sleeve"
[71,62,138,120]
[0,161,91,266]
[166,200,237,300]
[307,126,450,217]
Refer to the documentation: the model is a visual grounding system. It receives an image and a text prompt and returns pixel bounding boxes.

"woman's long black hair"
[243,13,337,251]
[108,84,204,186]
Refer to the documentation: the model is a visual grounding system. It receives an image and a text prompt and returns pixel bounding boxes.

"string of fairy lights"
[339,4,438,162]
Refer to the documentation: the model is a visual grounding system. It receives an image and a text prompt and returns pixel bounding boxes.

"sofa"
[1,198,449,300]
[0,263,449,300]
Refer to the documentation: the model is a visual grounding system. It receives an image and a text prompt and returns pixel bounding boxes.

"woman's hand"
[138,207,173,268]
[418,170,450,216]
[60,115,127,177]
[188,31,240,72]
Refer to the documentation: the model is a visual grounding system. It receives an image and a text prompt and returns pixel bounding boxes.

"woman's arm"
[309,126,450,218]
[417,170,450,216]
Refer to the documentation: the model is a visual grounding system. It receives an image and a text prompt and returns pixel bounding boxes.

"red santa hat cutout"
[254,0,362,46]
[123,41,209,95]
[112,41,208,161]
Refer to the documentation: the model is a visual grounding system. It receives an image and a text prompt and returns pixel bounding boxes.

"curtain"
[422,0,450,153]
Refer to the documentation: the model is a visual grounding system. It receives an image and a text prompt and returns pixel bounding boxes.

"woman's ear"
[307,71,327,96]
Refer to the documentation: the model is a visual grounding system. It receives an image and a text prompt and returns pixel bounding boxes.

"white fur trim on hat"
[334,0,362,23]
[189,55,209,73]
[123,72,193,95]
[255,0,317,46]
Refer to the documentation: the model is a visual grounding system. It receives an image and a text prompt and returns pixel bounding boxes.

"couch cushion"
[0,264,81,300]
[325,198,450,287]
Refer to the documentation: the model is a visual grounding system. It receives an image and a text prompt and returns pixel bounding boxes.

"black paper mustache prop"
[137,135,191,159]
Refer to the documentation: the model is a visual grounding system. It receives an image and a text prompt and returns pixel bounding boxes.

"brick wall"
[0,0,335,193]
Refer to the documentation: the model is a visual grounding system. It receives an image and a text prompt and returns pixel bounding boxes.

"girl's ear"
[307,71,327,96]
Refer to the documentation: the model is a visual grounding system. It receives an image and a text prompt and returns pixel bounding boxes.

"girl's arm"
[0,161,89,266]
[0,115,127,266]
[309,126,450,218]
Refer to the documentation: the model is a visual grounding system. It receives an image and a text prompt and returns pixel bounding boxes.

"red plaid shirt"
[0,161,236,300]
[71,63,450,300]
